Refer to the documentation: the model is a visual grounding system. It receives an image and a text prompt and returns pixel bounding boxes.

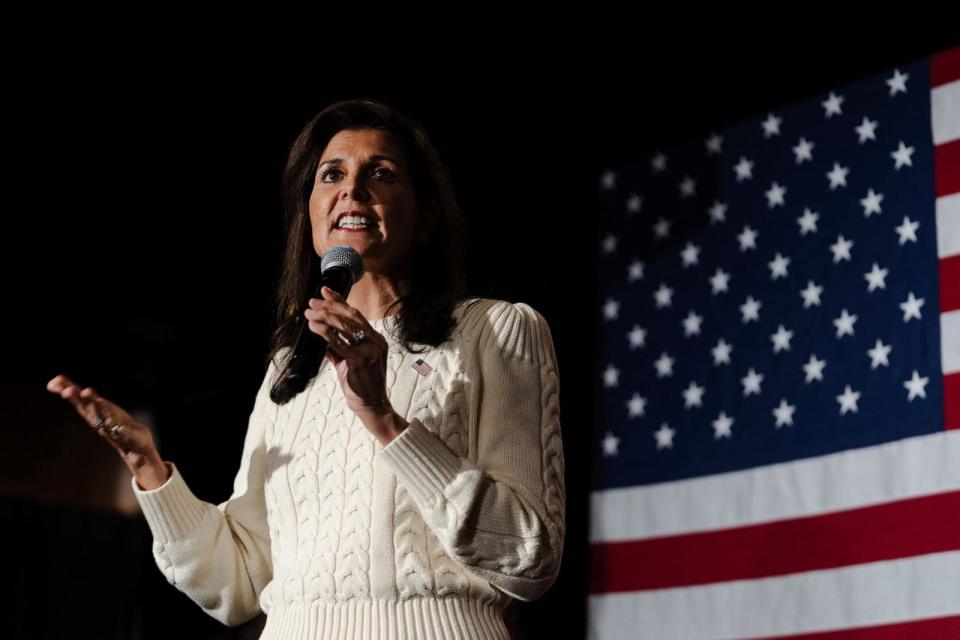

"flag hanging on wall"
[590,45,960,640]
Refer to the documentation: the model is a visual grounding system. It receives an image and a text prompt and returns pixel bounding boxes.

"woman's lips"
[334,226,377,233]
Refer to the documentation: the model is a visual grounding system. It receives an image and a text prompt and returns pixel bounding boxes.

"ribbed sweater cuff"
[130,460,210,545]
[378,418,464,506]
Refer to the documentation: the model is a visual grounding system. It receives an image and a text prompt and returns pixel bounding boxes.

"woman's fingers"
[306,301,362,335]
[48,374,102,425]
[90,397,144,457]
[94,399,124,438]
[48,375,129,435]
[46,374,67,393]
[47,373,160,471]
[47,374,133,430]
[306,311,349,345]
[304,302,387,352]
[47,373,81,397]
[308,318,370,357]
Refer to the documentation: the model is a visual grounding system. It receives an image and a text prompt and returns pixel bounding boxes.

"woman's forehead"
[325,128,403,156]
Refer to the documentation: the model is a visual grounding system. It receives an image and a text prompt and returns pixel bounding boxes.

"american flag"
[412,358,433,376]
[589,46,960,639]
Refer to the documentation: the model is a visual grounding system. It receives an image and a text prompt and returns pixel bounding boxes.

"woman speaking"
[46,98,565,640]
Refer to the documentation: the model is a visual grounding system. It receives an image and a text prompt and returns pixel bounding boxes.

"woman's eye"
[320,167,395,182]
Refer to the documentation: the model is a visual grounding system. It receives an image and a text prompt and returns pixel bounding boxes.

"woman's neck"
[344,272,410,322]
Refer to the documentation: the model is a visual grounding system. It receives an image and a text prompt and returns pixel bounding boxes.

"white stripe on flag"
[943,309,960,375]
[587,550,960,640]
[591,430,960,543]
[931,78,960,145]
[937,191,960,259]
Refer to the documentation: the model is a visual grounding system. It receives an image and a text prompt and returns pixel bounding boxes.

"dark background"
[3,29,956,638]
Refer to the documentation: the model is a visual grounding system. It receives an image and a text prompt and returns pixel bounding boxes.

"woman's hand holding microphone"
[304,285,408,445]
[46,374,170,490]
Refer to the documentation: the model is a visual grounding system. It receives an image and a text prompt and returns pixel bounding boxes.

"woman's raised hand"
[46,373,170,488]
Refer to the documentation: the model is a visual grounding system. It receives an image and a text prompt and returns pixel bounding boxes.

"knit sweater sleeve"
[130,354,281,627]
[379,300,566,601]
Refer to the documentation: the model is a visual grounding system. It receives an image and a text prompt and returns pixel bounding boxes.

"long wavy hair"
[264,98,476,372]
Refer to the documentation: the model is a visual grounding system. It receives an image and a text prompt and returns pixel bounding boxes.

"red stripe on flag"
[930,46,960,88]
[589,489,960,594]
[945,372,960,431]
[745,614,960,640]
[940,254,960,313]
[934,137,960,198]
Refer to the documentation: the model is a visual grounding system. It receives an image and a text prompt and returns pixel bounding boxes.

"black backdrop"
[4,28,957,639]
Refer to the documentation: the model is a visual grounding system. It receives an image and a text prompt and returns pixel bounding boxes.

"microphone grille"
[321,246,364,283]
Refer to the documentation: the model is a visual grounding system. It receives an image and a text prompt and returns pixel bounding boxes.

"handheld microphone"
[269,246,364,404]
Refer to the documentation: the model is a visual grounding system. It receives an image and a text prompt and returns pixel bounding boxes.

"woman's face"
[309,128,423,275]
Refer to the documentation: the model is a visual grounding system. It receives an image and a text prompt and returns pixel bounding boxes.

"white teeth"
[336,215,374,229]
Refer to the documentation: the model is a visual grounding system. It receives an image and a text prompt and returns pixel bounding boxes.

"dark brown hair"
[265,98,475,371]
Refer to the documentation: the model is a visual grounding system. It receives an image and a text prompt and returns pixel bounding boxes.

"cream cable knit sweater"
[131,297,565,639]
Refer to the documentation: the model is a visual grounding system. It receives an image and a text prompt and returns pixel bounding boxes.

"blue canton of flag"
[595,59,946,488]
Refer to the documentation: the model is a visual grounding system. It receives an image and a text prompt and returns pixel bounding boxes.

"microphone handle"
[269,265,355,404]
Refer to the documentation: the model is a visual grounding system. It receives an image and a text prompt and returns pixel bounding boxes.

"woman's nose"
[342,177,370,200]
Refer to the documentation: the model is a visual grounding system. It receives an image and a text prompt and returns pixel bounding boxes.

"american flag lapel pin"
[411,358,432,376]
